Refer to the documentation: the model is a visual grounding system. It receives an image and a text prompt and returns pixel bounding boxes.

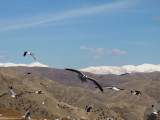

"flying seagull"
[10,86,23,98]
[131,90,141,95]
[65,68,103,92]
[104,86,124,91]
[119,73,129,76]
[85,105,93,112]
[24,51,36,60]
[152,105,160,115]
[22,108,31,119]
[42,99,47,105]
[35,90,43,94]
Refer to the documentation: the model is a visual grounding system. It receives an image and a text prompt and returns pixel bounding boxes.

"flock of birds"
[0,50,159,119]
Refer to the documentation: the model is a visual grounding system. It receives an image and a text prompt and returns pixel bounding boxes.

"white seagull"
[152,105,160,115]
[24,51,36,60]
[10,86,23,98]
[35,90,43,94]
[104,86,124,91]
[10,86,16,98]
[42,99,47,105]
[131,90,141,95]
[22,108,31,119]
[65,68,103,92]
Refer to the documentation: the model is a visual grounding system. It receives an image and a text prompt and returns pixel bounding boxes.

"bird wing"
[25,109,29,117]
[0,93,8,98]
[23,51,28,57]
[104,86,114,89]
[87,77,103,92]
[25,110,30,118]
[30,53,36,60]
[87,107,92,112]
[65,69,85,76]
[17,92,24,97]
[135,90,140,93]
[119,73,129,76]
[152,105,157,112]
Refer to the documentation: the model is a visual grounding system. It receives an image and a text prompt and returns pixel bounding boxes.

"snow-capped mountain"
[80,64,160,75]
[0,62,49,67]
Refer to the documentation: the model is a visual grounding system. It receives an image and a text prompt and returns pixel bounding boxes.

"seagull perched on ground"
[65,68,103,92]
[131,90,141,95]
[9,86,23,98]
[85,105,93,112]
[22,108,31,119]
[104,86,124,91]
[23,51,36,60]
[152,105,160,115]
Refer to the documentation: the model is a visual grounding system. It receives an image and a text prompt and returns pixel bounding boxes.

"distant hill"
[4,66,160,89]
[0,67,160,119]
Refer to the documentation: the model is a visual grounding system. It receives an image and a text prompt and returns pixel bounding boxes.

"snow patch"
[80,64,160,75]
[0,62,49,67]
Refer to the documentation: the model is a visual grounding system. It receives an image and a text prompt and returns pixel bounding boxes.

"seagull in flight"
[152,105,160,115]
[131,90,141,95]
[104,86,124,91]
[42,99,47,105]
[24,51,36,60]
[10,86,23,98]
[85,105,93,112]
[22,108,31,119]
[119,73,130,76]
[65,68,103,92]
[35,90,43,94]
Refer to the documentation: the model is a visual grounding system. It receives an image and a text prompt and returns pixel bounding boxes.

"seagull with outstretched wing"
[65,68,103,92]
[22,108,31,119]
[24,51,36,60]
[119,73,129,76]
[104,86,124,91]
[10,86,24,98]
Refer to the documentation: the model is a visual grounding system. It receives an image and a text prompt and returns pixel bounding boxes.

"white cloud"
[0,55,8,59]
[93,56,101,59]
[80,46,127,57]
[105,49,127,55]
[0,0,134,32]
[79,46,93,51]
[125,41,148,46]
[153,17,160,21]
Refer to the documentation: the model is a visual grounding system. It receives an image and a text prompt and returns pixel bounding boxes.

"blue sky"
[0,0,160,69]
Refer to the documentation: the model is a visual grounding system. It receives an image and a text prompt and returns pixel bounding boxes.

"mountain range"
[0,65,160,119]
[1,62,160,75]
